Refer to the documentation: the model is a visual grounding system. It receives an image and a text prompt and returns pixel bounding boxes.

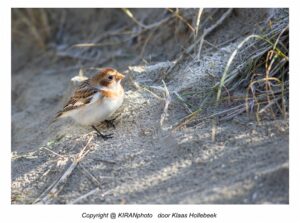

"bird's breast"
[100,93,124,113]
[70,87,124,126]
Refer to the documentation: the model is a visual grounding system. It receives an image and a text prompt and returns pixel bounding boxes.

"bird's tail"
[48,111,63,127]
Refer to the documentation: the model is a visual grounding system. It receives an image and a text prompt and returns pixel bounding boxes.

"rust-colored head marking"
[99,67,115,78]
[91,67,125,87]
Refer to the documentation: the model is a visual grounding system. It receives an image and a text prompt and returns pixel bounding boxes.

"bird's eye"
[108,75,113,80]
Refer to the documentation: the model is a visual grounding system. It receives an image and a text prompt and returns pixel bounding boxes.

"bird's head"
[91,67,125,88]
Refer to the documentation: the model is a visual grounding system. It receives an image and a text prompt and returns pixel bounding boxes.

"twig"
[171,94,210,130]
[194,8,204,39]
[197,8,233,59]
[68,188,100,204]
[127,72,164,100]
[216,34,263,105]
[203,104,245,121]
[78,163,102,187]
[40,146,66,159]
[173,101,247,130]
[160,80,171,128]
[72,27,128,48]
[197,35,205,60]
[168,8,195,32]
[219,107,246,121]
[164,8,233,78]
[139,28,157,59]
[187,8,233,55]
[122,8,172,30]
[14,9,46,49]
[32,173,59,204]
[174,91,193,114]
[34,136,94,204]
[172,108,202,131]
[211,119,217,142]
[203,39,219,50]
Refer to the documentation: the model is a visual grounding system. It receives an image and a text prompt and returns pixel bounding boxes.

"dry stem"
[68,188,100,204]
[160,80,171,129]
[33,135,94,204]
[165,8,233,78]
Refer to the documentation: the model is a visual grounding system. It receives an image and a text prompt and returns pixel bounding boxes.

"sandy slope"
[11,8,288,204]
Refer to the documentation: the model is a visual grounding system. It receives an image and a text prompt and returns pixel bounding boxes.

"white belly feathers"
[68,92,124,126]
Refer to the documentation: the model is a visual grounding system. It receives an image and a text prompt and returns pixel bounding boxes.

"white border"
[2,1,299,223]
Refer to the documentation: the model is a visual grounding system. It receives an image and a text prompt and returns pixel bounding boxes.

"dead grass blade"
[194,8,204,40]
[197,8,233,59]
[164,8,233,78]
[122,8,172,30]
[160,80,171,129]
[68,188,100,204]
[33,136,94,204]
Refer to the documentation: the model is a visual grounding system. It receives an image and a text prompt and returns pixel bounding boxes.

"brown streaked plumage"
[53,67,125,139]
[55,80,98,119]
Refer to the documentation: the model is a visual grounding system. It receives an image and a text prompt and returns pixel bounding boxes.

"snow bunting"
[54,67,125,139]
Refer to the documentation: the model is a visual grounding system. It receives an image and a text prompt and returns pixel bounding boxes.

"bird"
[54,67,125,139]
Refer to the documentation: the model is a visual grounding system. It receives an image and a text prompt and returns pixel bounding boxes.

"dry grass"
[12,8,289,127]
[215,26,289,123]
[174,10,289,128]
[12,8,289,205]
[12,9,51,49]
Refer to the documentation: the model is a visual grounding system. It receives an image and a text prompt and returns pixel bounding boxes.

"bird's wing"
[55,80,102,119]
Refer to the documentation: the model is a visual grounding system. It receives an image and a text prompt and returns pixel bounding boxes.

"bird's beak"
[115,72,125,80]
